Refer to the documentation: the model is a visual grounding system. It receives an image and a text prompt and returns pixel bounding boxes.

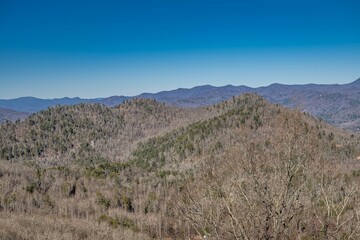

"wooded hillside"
[1,94,360,239]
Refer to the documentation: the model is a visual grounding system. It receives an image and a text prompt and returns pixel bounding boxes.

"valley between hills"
[1,93,360,239]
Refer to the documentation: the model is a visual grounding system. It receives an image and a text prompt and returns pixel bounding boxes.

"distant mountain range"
[1,78,360,131]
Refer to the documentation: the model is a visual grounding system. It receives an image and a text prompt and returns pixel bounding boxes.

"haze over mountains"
[1,78,360,131]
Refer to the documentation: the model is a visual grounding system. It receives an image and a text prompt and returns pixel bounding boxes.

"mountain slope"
[1,95,360,239]
[255,79,360,131]
[130,94,359,173]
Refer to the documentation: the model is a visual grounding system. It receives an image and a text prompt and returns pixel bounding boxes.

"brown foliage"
[0,94,360,239]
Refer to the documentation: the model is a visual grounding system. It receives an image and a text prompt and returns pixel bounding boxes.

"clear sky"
[0,0,359,99]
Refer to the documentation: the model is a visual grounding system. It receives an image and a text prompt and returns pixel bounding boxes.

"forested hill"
[0,98,213,165]
[1,94,360,239]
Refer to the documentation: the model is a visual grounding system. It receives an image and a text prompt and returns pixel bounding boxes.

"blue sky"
[0,0,359,98]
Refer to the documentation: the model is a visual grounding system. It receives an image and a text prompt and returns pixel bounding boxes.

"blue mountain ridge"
[1,78,359,131]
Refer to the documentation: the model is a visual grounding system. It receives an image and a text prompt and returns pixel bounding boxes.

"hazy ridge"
[1,78,359,131]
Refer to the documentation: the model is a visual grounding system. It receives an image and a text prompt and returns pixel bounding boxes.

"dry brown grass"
[0,213,151,240]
